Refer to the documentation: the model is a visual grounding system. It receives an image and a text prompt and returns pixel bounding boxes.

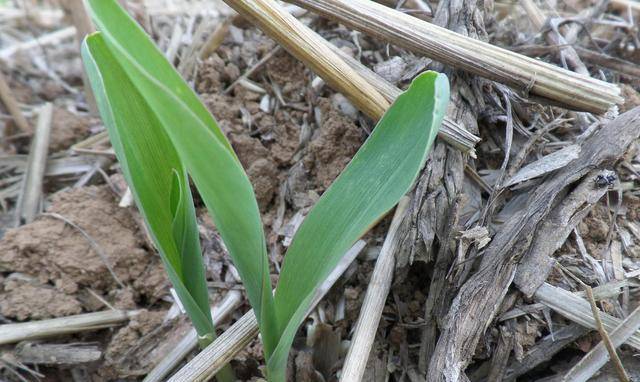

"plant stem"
[215,365,236,382]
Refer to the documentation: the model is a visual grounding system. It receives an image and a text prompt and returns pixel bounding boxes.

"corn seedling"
[80,0,449,380]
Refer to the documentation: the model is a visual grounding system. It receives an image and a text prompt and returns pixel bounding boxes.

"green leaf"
[82,0,279,355]
[267,71,449,380]
[169,169,210,320]
[86,0,233,155]
[81,1,449,380]
[81,34,213,337]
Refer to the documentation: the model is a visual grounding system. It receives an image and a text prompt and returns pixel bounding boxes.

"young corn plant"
[80,0,449,380]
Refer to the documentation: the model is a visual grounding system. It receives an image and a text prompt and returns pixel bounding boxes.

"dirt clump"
[580,205,610,241]
[196,54,228,94]
[268,117,300,166]
[229,133,271,168]
[304,99,365,190]
[132,259,170,304]
[48,107,93,152]
[201,93,300,210]
[0,278,82,320]
[225,133,281,209]
[246,158,280,207]
[203,93,243,131]
[0,185,154,306]
[265,51,307,102]
[99,309,166,379]
[621,84,640,112]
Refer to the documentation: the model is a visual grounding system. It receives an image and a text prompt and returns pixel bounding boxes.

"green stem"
[267,362,286,382]
[215,365,237,382]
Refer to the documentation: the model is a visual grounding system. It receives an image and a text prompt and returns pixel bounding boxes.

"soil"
[49,107,94,152]
[303,98,365,190]
[0,279,82,320]
[0,185,166,317]
[199,49,366,215]
[2,0,640,381]
[621,84,640,113]
[98,309,167,380]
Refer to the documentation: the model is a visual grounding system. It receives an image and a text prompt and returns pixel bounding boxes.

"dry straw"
[286,0,622,113]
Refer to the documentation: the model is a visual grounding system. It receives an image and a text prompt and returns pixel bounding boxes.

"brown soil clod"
[98,309,167,379]
[48,107,93,152]
[304,98,365,190]
[0,278,82,320]
[0,185,157,310]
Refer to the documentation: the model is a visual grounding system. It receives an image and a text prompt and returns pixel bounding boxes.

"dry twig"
[341,198,408,381]
[514,168,615,295]
[578,286,630,382]
[574,47,640,79]
[143,290,242,382]
[223,0,478,154]
[0,27,76,61]
[505,324,588,381]
[609,0,640,15]
[428,107,640,380]
[513,45,640,79]
[520,0,589,75]
[59,0,97,113]
[564,303,640,382]
[16,103,52,225]
[328,45,480,154]
[0,69,31,134]
[222,0,389,119]
[199,17,233,60]
[535,283,640,349]
[15,342,102,366]
[285,0,622,113]
[0,310,141,345]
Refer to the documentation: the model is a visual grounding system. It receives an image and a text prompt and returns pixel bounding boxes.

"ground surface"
[1,0,640,381]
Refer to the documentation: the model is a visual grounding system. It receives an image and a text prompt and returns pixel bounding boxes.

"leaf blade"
[81,33,214,336]
[269,71,449,378]
[85,0,234,154]
[83,0,279,355]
